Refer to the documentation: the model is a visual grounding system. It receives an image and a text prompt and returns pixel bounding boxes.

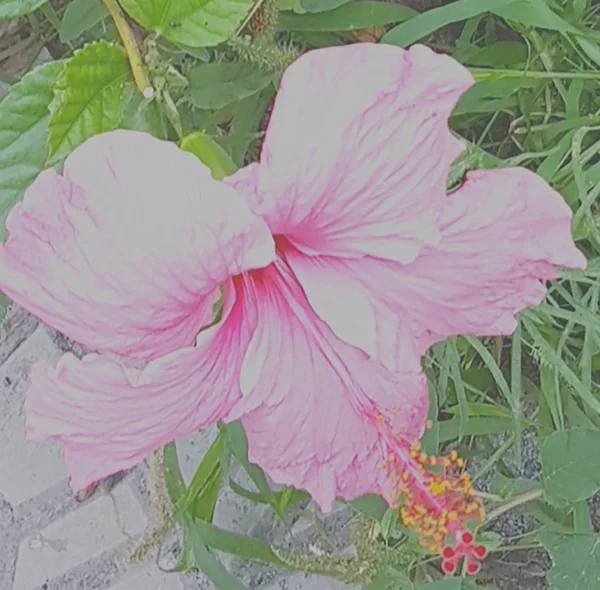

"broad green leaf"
[120,0,253,48]
[276,0,305,13]
[119,84,169,139]
[278,1,415,31]
[493,0,580,33]
[541,429,600,507]
[382,0,516,47]
[60,0,108,43]
[301,0,350,12]
[366,566,413,590]
[349,494,388,520]
[541,532,600,590]
[180,132,237,180]
[0,0,45,19]
[0,61,63,243]
[48,42,131,163]
[438,416,521,442]
[187,63,272,110]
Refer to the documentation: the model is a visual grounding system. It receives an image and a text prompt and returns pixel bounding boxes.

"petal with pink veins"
[227,258,429,511]
[285,168,586,362]
[226,43,473,264]
[0,130,274,361]
[25,282,254,492]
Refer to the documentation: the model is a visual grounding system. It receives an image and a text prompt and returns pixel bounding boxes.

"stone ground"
[0,306,360,590]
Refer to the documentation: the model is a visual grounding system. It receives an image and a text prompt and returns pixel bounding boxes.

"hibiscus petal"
[0,130,274,361]
[287,168,586,361]
[228,259,428,511]
[227,43,473,263]
[25,282,253,491]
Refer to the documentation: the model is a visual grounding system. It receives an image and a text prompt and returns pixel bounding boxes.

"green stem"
[485,489,544,523]
[39,2,62,33]
[102,0,154,98]
[470,67,600,81]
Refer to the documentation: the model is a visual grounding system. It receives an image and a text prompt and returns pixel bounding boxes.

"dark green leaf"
[382,0,516,47]
[119,84,169,139]
[180,132,237,179]
[540,532,600,590]
[278,1,415,31]
[0,61,63,243]
[0,293,9,324]
[60,0,108,43]
[0,0,46,19]
[541,429,600,507]
[48,42,131,163]
[120,0,253,48]
[349,494,388,520]
[187,63,272,110]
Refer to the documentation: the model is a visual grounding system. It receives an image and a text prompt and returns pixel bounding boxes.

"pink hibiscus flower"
[0,44,585,556]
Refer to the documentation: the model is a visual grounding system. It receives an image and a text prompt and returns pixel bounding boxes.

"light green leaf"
[120,0,253,48]
[541,429,600,507]
[276,0,305,12]
[301,0,350,12]
[366,566,413,590]
[0,0,45,19]
[187,63,272,110]
[180,132,237,179]
[59,0,108,43]
[48,42,131,163]
[541,532,600,590]
[278,1,415,31]
[0,60,63,243]
[382,0,516,47]
[0,293,9,324]
[349,494,388,520]
[119,84,169,138]
[418,579,481,589]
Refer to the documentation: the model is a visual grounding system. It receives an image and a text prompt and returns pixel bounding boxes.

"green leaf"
[418,579,481,590]
[541,429,600,507]
[48,42,131,163]
[59,0,108,43]
[493,0,580,34]
[119,84,169,139]
[163,442,187,505]
[382,0,516,47]
[301,0,350,12]
[349,494,388,520]
[366,565,413,590]
[278,1,415,31]
[187,63,272,110]
[180,132,237,179]
[0,61,63,243]
[0,0,46,19]
[540,532,600,590]
[183,516,249,589]
[0,293,9,324]
[120,0,253,48]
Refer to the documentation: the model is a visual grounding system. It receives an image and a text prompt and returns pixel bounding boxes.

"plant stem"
[470,67,600,81]
[485,489,544,523]
[102,0,153,98]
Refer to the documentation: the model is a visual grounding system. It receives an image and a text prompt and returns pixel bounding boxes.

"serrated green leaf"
[59,0,108,43]
[541,429,600,507]
[187,63,273,110]
[278,1,415,31]
[0,0,46,19]
[301,0,350,12]
[541,532,600,590]
[0,60,63,243]
[48,42,131,163]
[120,0,253,48]
[180,132,237,179]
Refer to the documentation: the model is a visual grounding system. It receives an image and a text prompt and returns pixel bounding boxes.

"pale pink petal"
[0,130,274,361]
[25,282,253,491]
[227,259,428,511]
[226,43,473,264]
[286,168,586,362]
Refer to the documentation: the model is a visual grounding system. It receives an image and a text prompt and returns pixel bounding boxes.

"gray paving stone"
[13,483,146,590]
[109,566,185,590]
[0,326,68,505]
[0,306,38,366]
